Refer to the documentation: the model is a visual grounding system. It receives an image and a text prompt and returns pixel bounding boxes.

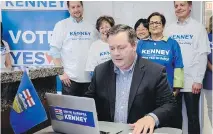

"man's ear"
[68,10,71,16]
[189,5,192,11]
[133,43,137,51]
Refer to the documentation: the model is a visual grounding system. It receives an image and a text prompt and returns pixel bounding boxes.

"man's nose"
[73,8,78,12]
[176,6,181,10]
[113,49,120,56]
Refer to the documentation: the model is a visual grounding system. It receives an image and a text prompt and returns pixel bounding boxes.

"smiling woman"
[85,16,115,75]
[137,12,184,129]
[137,12,184,92]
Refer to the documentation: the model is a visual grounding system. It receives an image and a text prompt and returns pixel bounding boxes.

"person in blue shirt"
[136,12,184,129]
[202,16,212,133]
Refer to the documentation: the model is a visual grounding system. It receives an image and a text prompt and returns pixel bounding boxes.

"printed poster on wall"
[1,1,69,66]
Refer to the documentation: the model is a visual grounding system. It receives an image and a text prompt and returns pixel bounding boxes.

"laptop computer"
[45,93,123,134]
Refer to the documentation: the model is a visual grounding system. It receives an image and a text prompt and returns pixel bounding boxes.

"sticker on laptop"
[49,106,95,127]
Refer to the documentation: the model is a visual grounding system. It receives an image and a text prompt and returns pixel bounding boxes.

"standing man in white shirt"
[49,1,97,96]
[164,1,210,134]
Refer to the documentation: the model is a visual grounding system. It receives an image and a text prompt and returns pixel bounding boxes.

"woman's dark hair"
[134,18,148,30]
[147,12,166,27]
[96,16,115,31]
[1,22,4,47]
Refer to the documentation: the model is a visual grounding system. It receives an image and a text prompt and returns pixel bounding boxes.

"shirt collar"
[176,16,191,25]
[70,15,83,23]
[146,36,168,42]
[114,54,137,74]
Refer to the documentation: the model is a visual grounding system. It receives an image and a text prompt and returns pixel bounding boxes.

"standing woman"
[1,22,12,68]
[134,18,150,40]
[86,16,115,76]
[136,12,184,129]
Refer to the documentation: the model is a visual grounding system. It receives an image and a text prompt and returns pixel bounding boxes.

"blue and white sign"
[1,1,69,66]
[2,1,67,10]
[49,106,95,128]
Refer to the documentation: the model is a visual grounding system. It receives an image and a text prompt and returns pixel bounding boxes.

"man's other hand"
[59,72,71,87]
[192,82,202,94]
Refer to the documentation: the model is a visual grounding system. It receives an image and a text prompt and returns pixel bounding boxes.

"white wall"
[83,1,202,27]
[0,1,203,31]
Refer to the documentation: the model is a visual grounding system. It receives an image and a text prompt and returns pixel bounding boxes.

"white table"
[34,121,182,134]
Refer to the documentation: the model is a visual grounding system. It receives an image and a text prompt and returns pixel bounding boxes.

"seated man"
[85,24,177,134]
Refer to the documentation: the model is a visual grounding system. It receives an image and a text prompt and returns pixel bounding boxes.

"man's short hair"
[67,1,83,8]
[147,12,166,27]
[107,24,137,45]
[187,1,192,5]
[96,16,115,31]
[174,1,192,5]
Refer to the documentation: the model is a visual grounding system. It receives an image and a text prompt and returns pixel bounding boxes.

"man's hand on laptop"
[59,72,71,87]
[129,115,155,134]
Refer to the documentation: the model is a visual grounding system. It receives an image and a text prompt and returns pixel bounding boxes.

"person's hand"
[129,115,155,134]
[192,82,202,94]
[173,88,180,97]
[59,72,71,87]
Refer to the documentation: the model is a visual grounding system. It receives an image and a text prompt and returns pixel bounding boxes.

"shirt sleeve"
[148,113,160,127]
[49,21,66,58]
[194,53,208,83]
[170,39,184,88]
[196,26,211,54]
[49,46,61,58]
[173,68,184,88]
[193,26,211,83]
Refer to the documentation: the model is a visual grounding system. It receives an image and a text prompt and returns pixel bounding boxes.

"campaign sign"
[1,1,69,66]
[3,1,67,10]
[49,106,95,128]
